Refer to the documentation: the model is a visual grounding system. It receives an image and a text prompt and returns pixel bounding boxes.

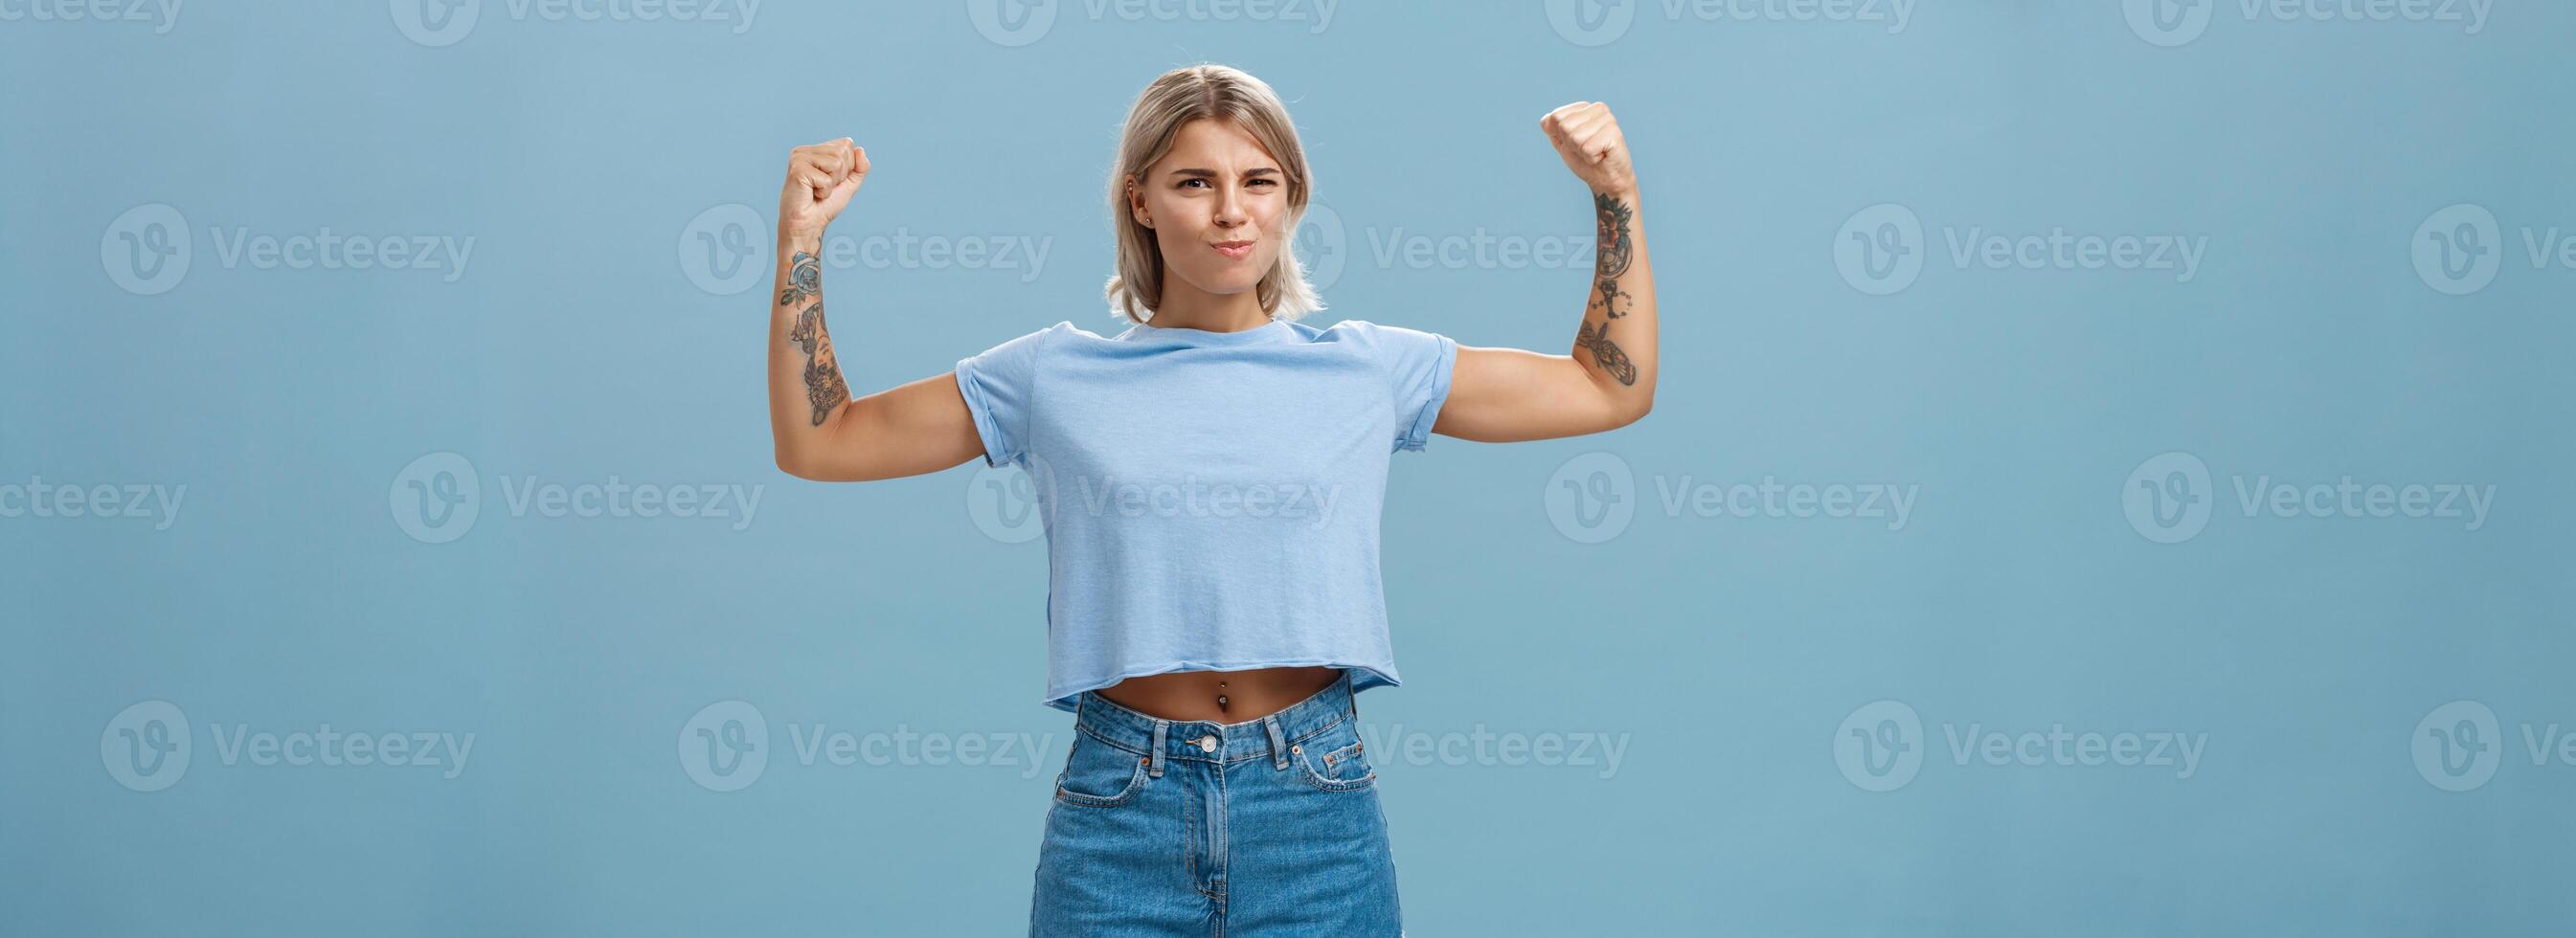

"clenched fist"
[1539,101,1635,196]
[780,137,869,242]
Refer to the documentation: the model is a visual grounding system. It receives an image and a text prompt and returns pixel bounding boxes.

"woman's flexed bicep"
[776,372,989,482]
[765,137,987,482]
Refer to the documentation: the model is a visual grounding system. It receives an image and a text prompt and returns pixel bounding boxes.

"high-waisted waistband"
[1072,669,1359,776]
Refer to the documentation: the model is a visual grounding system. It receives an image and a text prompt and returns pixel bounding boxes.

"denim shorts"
[1029,669,1402,936]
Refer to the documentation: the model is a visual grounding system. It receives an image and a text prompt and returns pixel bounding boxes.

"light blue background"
[7,1,2572,934]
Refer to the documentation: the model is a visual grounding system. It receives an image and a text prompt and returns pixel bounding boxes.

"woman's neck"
[1147,281,1270,333]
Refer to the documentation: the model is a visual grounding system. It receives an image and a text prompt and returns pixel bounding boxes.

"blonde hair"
[1104,64,1322,324]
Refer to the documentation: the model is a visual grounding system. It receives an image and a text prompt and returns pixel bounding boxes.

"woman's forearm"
[1572,186,1656,417]
[768,230,853,471]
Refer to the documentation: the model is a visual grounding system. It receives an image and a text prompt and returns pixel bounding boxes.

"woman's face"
[1128,118,1292,307]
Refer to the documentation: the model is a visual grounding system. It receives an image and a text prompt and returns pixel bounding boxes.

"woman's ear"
[1126,177,1153,229]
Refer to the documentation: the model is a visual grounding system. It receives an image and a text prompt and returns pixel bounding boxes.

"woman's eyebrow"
[1168,167,1282,179]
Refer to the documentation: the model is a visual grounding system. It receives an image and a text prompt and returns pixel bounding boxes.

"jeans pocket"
[1290,722,1377,793]
[1053,730,1150,808]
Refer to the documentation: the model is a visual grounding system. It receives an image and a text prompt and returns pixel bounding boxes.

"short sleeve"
[953,323,1063,468]
[1344,320,1457,453]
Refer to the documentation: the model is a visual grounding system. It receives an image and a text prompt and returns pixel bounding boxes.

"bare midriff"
[1092,665,1344,724]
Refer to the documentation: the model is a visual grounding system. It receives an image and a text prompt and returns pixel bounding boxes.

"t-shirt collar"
[1118,317,1294,346]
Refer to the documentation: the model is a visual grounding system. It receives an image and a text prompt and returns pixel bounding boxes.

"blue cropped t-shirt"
[953,315,1457,712]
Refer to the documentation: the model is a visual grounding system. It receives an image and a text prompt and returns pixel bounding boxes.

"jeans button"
[1197,735,1218,753]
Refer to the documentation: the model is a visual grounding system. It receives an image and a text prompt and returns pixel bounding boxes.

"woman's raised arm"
[1435,101,1658,443]
[768,139,986,481]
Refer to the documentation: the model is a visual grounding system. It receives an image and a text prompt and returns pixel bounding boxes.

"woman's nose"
[1212,187,1250,227]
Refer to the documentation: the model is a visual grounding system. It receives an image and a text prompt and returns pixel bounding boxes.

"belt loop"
[1262,714,1289,770]
[1148,719,1168,777]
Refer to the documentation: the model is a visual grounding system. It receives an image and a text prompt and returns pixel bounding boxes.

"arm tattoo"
[1577,320,1637,387]
[779,251,821,307]
[1590,192,1635,319]
[780,251,850,426]
[1577,193,1638,386]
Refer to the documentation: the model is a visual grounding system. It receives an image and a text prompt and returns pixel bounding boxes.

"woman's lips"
[1211,240,1255,259]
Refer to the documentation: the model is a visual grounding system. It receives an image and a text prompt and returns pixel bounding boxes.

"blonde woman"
[766,64,1655,935]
